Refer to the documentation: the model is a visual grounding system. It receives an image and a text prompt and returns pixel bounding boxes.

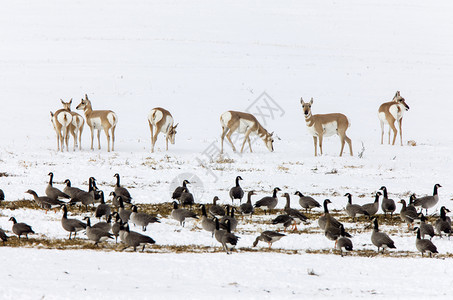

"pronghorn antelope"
[220,111,274,154]
[147,107,178,153]
[50,106,73,152]
[300,97,353,156]
[378,91,410,146]
[60,99,85,151]
[76,94,118,152]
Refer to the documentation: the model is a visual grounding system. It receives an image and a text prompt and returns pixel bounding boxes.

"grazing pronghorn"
[300,97,353,156]
[50,107,72,152]
[378,91,410,146]
[147,107,178,153]
[76,94,118,152]
[220,111,274,154]
[60,99,85,151]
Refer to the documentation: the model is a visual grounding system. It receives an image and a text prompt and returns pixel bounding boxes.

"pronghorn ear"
[50,111,54,117]
[310,97,313,105]
[69,99,72,104]
[174,123,179,129]
[270,131,274,136]
[85,94,88,100]
[300,97,304,104]
[60,99,64,104]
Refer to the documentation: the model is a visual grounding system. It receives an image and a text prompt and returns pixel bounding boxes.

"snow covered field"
[1,0,453,298]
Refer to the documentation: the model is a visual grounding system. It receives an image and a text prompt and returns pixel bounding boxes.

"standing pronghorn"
[50,108,72,152]
[300,97,353,156]
[76,94,118,152]
[147,107,178,153]
[220,111,274,154]
[60,99,85,151]
[378,91,410,146]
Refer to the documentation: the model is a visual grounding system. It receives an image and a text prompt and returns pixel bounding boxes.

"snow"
[1,0,453,298]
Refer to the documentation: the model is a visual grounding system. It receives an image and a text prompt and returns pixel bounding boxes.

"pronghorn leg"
[78,125,83,150]
[97,129,101,150]
[111,125,116,151]
[89,127,94,150]
[220,126,229,153]
[152,131,159,152]
[240,129,253,153]
[345,134,353,156]
[64,126,70,151]
[398,118,403,146]
[247,136,252,153]
[339,135,345,157]
[166,136,169,151]
[318,134,324,155]
[389,122,398,146]
[226,129,237,152]
[149,121,155,152]
[380,121,384,144]
[312,136,318,156]
[71,128,77,151]
[104,127,111,152]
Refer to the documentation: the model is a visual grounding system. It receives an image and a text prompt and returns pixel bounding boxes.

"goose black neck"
[182,180,187,188]
[401,200,406,208]
[215,218,220,230]
[323,200,329,214]
[433,184,439,195]
[48,173,54,185]
[285,194,290,209]
[382,187,388,198]
[340,225,345,236]
[116,175,121,187]
[247,192,253,204]
[99,192,105,204]
[416,228,421,239]
[201,205,207,217]
[440,208,446,220]
[230,207,235,218]
[235,176,241,187]
[272,188,279,198]
[346,194,352,204]
[86,218,91,227]
[65,180,71,187]
[62,206,68,218]
[374,193,380,203]
[373,219,379,231]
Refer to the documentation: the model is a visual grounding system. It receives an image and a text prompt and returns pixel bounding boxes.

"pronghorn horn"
[174,123,179,128]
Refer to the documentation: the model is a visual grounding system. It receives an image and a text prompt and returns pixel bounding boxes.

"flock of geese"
[0,173,449,257]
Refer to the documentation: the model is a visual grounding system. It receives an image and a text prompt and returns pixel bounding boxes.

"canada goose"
[229,176,244,204]
[398,199,419,229]
[214,218,239,254]
[61,205,87,239]
[294,191,321,213]
[254,187,281,215]
[110,191,121,207]
[324,214,351,245]
[89,177,104,203]
[209,196,225,218]
[94,191,111,221]
[435,206,451,238]
[238,191,255,217]
[25,189,65,212]
[413,184,442,214]
[407,194,418,215]
[379,186,396,218]
[272,214,294,232]
[0,227,8,245]
[200,204,216,237]
[9,217,34,240]
[361,192,381,217]
[67,178,95,211]
[419,214,435,240]
[282,192,308,230]
[92,214,113,232]
[111,212,121,243]
[118,196,132,224]
[119,223,155,252]
[252,230,285,248]
[83,217,113,245]
[63,179,85,200]
[179,187,195,209]
[172,179,190,200]
[371,217,396,253]
[171,201,198,227]
[45,172,70,201]
[336,224,353,257]
[130,205,160,231]
[415,227,438,257]
[344,193,369,221]
[113,173,132,203]
[318,199,342,230]
[220,206,238,231]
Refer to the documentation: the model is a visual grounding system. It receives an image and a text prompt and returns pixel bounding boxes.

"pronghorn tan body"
[76,95,118,152]
[220,111,274,153]
[50,106,72,152]
[60,99,85,151]
[300,98,353,156]
[378,91,410,146]
[147,107,178,152]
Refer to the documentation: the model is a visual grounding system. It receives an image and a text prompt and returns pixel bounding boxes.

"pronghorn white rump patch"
[57,111,72,127]
[107,112,118,127]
